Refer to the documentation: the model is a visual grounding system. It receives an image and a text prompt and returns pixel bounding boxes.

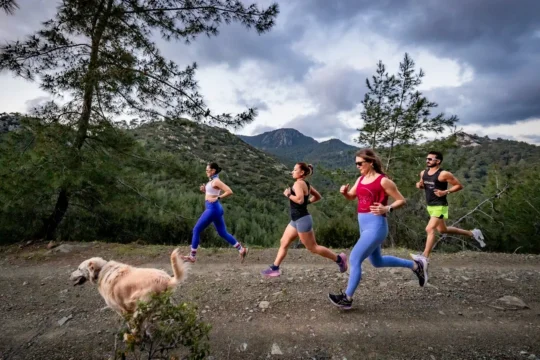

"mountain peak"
[239,128,317,149]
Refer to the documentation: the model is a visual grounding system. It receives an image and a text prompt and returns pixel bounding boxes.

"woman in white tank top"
[181,162,248,263]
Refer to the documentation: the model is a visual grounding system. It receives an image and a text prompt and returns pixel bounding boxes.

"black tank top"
[422,168,448,206]
[289,181,310,221]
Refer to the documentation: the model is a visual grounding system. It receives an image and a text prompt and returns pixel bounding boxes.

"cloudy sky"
[1,0,540,145]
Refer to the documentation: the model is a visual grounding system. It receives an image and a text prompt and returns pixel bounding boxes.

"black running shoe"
[328,290,353,310]
[412,258,428,287]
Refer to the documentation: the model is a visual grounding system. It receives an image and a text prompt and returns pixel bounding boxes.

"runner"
[412,151,485,278]
[328,149,427,310]
[261,163,348,277]
[181,162,248,263]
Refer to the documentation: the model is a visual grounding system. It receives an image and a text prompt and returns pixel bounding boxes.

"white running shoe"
[410,253,429,263]
[471,229,486,247]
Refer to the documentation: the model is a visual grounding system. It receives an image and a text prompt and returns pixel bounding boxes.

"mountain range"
[238,128,358,168]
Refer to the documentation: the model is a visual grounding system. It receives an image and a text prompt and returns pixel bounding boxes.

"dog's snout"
[70,270,87,286]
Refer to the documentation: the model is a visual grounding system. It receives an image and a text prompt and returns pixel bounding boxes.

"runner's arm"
[381,178,406,212]
[213,179,233,199]
[440,171,463,194]
[341,177,360,200]
[287,181,307,204]
[309,186,322,204]
[416,170,425,189]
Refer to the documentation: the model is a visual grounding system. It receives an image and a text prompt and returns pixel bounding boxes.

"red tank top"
[356,174,388,214]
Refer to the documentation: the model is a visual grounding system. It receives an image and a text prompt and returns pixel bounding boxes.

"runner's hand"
[433,189,448,197]
[340,184,349,194]
[283,187,291,197]
[370,202,388,215]
[199,184,206,193]
[416,180,424,189]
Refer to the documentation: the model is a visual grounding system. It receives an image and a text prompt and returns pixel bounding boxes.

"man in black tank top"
[412,151,485,283]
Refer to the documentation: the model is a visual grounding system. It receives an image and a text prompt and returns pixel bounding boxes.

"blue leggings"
[346,213,414,297]
[191,201,238,249]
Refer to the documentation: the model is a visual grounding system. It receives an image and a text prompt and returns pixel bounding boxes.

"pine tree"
[356,53,458,172]
[0,0,279,239]
[0,0,18,15]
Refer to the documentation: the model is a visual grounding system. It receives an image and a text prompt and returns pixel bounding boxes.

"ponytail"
[297,162,313,177]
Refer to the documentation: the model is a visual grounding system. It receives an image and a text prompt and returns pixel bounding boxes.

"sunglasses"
[355,161,369,166]
[426,157,438,162]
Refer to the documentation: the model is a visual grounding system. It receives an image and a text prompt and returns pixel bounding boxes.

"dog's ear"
[88,261,101,282]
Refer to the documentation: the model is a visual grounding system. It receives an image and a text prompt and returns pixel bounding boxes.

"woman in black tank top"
[261,163,348,278]
[289,181,311,220]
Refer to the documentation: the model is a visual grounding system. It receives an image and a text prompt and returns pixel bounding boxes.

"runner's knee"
[425,226,437,234]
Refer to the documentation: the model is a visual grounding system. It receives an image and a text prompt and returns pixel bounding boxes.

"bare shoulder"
[439,170,454,180]
[381,176,396,188]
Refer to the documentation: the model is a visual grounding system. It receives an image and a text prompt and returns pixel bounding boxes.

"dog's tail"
[169,248,187,286]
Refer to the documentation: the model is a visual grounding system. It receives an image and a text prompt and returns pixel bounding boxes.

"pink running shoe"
[180,255,196,263]
[337,252,348,273]
[261,267,280,278]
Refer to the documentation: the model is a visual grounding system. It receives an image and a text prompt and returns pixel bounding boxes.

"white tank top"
[205,179,221,196]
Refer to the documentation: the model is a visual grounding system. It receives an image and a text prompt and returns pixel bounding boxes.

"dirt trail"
[0,243,539,360]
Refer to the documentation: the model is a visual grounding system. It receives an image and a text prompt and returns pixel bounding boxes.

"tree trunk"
[35,188,69,240]
[35,0,114,240]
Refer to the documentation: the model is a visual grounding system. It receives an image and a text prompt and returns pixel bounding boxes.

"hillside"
[131,119,291,200]
[239,128,358,168]
[1,116,539,253]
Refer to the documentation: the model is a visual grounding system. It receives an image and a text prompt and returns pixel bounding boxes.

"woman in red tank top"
[328,149,428,310]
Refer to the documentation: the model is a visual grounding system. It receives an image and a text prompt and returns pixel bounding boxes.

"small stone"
[58,314,73,326]
[23,281,28,286]
[247,316,253,322]
[438,311,446,316]
[259,301,270,309]
[271,343,283,355]
[492,296,529,310]
[240,343,248,352]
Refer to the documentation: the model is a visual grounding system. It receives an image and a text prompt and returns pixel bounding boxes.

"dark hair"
[428,151,444,162]
[296,162,314,177]
[355,149,384,174]
[208,162,222,174]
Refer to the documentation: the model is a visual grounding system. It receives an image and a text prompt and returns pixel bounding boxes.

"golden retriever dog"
[70,248,187,315]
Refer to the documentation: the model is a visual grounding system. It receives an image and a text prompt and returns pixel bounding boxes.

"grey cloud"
[250,124,275,135]
[427,62,540,125]
[284,112,355,140]
[304,66,369,112]
[521,134,540,145]
[281,65,368,140]
[293,0,540,127]
[160,16,315,81]
[24,96,51,112]
[0,0,56,40]
[234,90,269,112]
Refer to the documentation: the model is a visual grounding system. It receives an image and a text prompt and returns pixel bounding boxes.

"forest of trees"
[1,1,539,254]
